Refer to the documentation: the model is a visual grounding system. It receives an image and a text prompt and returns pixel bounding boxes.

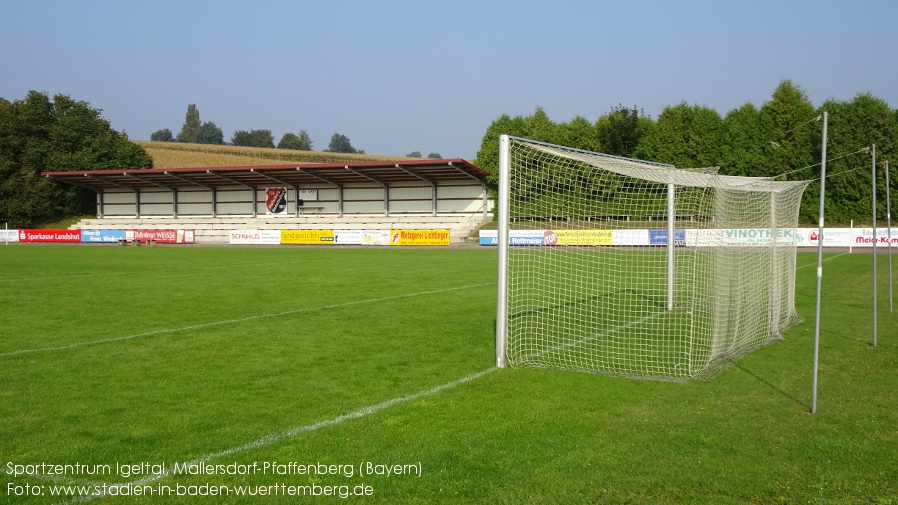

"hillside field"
[136,141,423,169]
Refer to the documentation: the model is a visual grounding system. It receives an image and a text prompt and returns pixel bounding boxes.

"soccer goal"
[495,135,810,380]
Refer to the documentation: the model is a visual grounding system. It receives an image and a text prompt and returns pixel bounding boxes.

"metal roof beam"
[446,161,486,182]
[45,174,100,191]
[250,168,296,188]
[83,174,138,192]
[205,170,255,189]
[124,173,177,191]
[296,167,341,186]
[164,172,214,190]
[394,164,437,185]
[344,165,388,186]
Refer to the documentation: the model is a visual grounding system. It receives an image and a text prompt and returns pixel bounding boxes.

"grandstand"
[43,159,492,244]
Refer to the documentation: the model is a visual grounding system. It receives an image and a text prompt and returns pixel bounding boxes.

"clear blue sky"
[2,0,896,161]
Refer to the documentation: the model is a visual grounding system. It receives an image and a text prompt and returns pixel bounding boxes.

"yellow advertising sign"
[281,229,335,245]
[389,229,450,246]
[552,229,612,246]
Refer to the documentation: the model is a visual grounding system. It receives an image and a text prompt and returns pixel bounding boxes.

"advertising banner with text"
[1,229,19,243]
[229,230,281,245]
[389,229,450,246]
[480,227,897,248]
[796,227,897,247]
[81,229,126,243]
[19,230,82,243]
[334,229,391,245]
[551,229,612,246]
[126,229,195,244]
[281,229,335,245]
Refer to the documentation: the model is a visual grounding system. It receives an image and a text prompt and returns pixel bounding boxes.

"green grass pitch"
[0,245,896,504]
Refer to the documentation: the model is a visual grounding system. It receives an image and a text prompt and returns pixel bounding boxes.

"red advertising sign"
[125,229,195,244]
[18,229,82,243]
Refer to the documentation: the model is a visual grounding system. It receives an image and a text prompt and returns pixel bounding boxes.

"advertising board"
[229,230,281,245]
[389,229,450,246]
[281,230,335,245]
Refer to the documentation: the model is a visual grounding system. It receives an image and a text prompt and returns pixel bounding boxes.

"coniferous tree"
[175,104,201,143]
[327,133,357,153]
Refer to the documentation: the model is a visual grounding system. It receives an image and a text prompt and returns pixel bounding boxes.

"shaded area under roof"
[43,158,489,191]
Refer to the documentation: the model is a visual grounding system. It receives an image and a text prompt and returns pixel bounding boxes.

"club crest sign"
[265,187,288,214]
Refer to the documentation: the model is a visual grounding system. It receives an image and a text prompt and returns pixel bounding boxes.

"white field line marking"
[796,252,849,270]
[57,367,498,504]
[518,311,666,365]
[0,282,493,358]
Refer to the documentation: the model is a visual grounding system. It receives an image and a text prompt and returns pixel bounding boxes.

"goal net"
[495,136,810,380]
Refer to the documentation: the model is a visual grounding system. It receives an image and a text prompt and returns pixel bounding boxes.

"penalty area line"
[0,282,494,358]
[57,367,498,504]
[796,252,849,270]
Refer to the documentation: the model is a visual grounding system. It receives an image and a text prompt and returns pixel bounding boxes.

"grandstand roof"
[42,158,489,191]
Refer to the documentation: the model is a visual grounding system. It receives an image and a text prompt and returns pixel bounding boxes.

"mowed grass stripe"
[57,368,498,505]
[0,282,493,358]
[2,299,495,466]
[0,246,497,350]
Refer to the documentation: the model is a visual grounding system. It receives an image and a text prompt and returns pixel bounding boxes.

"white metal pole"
[812,112,827,414]
[872,145,878,347]
[849,220,854,254]
[496,134,511,368]
[667,183,675,311]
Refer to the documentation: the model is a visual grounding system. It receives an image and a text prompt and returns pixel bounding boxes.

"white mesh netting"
[499,137,809,380]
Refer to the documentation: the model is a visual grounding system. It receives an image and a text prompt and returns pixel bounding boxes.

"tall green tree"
[719,103,768,177]
[595,104,644,157]
[818,93,897,223]
[231,129,275,148]
[196,121,224,145]
[758,80,818,180]
[634,101,723,168]
[0,91,152,227]
[296,129,313,150]
[278,130,313,150]
[474,113,527,188]
[473,107,559,188]
[278,133,303,150]
[326,133,357,153]
[175,104,201,143]
[150,128,173,142]
[555,115,601,153]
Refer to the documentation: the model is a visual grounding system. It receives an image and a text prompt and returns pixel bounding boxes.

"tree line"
[2,81,895,228]
[150,104,368,154]
[474,80,897,224]
[0,91,153,228]
[151,104,443,158]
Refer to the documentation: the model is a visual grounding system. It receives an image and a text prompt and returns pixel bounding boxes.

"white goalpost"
[496,135,810,380]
